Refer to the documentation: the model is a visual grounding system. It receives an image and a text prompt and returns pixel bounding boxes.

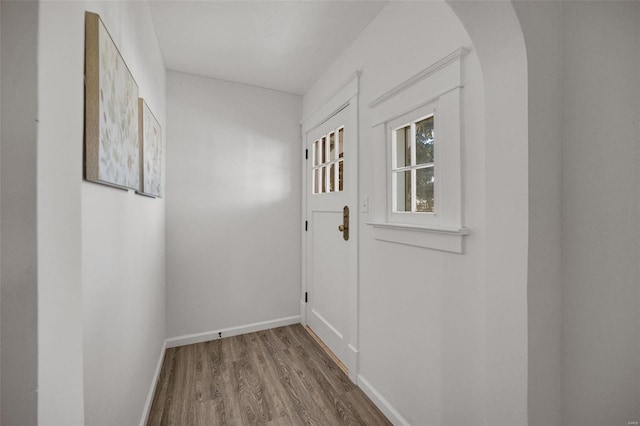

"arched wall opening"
[446,2,529,424]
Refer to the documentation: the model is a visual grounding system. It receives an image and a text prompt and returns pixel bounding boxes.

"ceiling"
[148,1,388,95]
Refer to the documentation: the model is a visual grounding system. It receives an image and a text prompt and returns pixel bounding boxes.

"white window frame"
[312,126,344,195]
[366,47,470,253]
[388,103,439,225]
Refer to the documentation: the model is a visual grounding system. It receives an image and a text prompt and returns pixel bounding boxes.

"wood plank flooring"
[147,324,391,426]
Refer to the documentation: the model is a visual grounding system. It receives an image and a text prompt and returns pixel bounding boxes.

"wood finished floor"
[147,324,391,426]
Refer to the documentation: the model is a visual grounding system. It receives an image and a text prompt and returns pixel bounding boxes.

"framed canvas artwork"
[84,11,140,190]
[137,99,163,198]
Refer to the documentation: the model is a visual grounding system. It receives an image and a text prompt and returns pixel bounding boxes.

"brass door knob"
[339,206,349,241]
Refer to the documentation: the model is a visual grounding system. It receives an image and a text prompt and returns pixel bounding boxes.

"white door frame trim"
[300,71,360,382]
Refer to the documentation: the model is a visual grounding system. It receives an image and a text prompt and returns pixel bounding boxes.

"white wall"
[166,71,301,339]
[516,3,640,424]
[304,3,488,424]
[561,2,640,424]
[1,2,39,424]
[0,2,2,417]
[37,1,166,425]
[443,3,529,422]
[513,2,564,425]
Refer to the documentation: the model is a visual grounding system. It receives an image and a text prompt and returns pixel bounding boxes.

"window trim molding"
[368,47,469,109]
[387,103,440,225]
[367,47,469,253]
[366,221,469,254]
[301,71,360,134]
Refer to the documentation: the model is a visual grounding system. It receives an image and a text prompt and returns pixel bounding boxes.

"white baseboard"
[165,315,301,348]
[300,299,307,326]
[139,340,166,426]
[357,374,410,426]
[347,344,359,383]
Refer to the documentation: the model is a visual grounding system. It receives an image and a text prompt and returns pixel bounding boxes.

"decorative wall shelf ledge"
[366,221,469,254]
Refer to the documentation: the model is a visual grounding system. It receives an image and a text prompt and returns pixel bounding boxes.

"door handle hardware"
[339,206,349,241]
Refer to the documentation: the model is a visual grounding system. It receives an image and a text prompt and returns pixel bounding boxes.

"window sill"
[366,221,469,254]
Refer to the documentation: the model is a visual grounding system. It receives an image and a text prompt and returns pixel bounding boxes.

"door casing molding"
[300,72,360,382]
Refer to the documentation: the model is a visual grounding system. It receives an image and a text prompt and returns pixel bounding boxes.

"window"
[312,127,344,194]
[392,113,435,214]
[386,102,443,227]
[366,47,469,253]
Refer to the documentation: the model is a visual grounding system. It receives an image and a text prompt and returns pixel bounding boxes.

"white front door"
[305,105,355,371]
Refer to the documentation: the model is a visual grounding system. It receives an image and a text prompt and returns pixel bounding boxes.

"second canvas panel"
[138,98,163,198]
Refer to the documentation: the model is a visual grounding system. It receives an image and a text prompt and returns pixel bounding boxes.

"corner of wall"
[513,2,564,424]
[0,0,3,419]
[37,1,85,423]
[1,1,40,424]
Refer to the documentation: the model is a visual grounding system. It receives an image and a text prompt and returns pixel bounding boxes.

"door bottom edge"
[304,325,349,375]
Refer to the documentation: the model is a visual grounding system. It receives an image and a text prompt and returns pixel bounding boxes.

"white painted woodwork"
[366,221,468,254]
[302,73,359,382]
[139,341,167,426]
[357,375,410,426]
[306,107,351,372]
[368,47,467,245]
[165,315,301,348]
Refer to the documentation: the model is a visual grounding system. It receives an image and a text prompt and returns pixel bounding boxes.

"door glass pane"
[313,168,319,194]
[329,132,335,161]
[313,140,319,166]
[416,167,434,212]
[313,127,345,195]
[416,116,434,165]
[395,170,411,212]
[321,137,326,164]
[395,126,411,168]
[329,163,335,192]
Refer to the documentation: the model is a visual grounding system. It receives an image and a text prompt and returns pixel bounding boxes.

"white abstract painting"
[85,12,139,190]
[138,99,163,197]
